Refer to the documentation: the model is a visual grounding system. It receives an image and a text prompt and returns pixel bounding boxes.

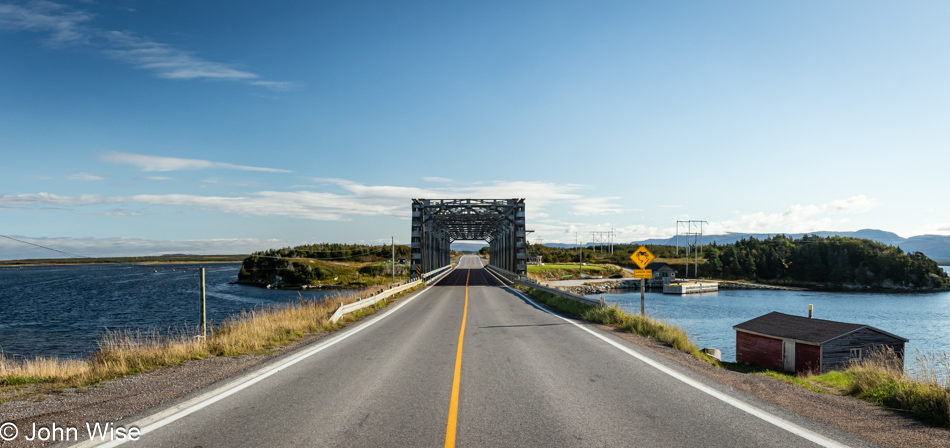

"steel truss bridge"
[411,199,527,275]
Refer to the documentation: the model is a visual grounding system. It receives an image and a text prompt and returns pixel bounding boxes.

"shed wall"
[736,331,783,370]
[820,328,906,373]
[794,343,821,374]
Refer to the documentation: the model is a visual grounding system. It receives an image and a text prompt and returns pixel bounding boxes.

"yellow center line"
[444,262,470,447]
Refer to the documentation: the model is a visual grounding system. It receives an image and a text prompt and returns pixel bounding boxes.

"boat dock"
[662,280,719,294]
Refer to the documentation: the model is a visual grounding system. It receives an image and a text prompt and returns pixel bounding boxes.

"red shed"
[733,312,907,374]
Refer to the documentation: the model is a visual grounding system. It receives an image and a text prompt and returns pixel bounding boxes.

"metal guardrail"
[329,264,455,324]
[485,265,604,307]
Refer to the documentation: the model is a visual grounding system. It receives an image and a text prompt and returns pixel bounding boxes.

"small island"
[526,235,950,291]
[237,243,422,289]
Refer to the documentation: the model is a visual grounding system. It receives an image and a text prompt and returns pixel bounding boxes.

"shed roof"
[646,262,674,271]
[733,312,908,345]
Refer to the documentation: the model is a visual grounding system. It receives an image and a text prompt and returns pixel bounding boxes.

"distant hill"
[450,242,488,252]
[632,229,950,265]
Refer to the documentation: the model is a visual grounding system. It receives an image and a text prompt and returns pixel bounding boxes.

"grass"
[526,263,624,281]
[518,287,716,365]
[529,263,609,271]
[0,285,419,401]
[841,348,950,428]
[722,348,950,429]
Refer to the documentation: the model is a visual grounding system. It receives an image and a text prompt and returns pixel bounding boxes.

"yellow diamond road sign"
[630,245,655,269]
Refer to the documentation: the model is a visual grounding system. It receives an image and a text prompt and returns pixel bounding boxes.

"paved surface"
[92,255,880,448]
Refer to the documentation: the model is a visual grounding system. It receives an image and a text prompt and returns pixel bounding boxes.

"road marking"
[74,268,454,448]
[444,264,470,447]
[481,269,849,448]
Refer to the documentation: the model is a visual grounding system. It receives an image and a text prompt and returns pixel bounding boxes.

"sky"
[1,1,949,259]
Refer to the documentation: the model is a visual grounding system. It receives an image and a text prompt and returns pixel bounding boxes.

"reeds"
[845,347,950,428]
[0,287,406,396]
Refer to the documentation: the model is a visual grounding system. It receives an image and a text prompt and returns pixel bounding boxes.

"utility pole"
[576,232,582,275]
[199,267,207,338]
[391,236,395,285]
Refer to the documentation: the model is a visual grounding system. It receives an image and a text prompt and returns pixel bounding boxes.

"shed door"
[783,341,796,372]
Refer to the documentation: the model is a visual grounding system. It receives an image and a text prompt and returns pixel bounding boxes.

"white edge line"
[481,268,849,448]
[73,266,455,448]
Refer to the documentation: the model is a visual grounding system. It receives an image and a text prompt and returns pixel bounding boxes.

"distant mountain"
[632,229,950,265]
[450,242,488,252]
[901,235,950,264]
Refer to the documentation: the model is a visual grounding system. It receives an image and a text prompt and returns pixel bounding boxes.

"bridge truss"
[411,199,527,275]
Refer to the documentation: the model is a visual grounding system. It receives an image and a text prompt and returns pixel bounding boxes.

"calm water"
[0,264,344,359]
[587,269,950,367]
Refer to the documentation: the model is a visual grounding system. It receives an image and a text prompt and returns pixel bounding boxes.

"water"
[0,264,345,359]
[587,269,950,369]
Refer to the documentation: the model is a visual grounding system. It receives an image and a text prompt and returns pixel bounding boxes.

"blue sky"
[1,1,949,258]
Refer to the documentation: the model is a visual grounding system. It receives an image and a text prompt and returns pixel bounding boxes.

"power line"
[0,234,93,259]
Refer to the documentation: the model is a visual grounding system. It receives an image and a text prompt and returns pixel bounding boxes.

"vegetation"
[726,349,950,429]
[0,286,417,401]
[518,287,716,365]
[528,235,950,289]
[843,348,950,428]
[701,235,950,289]
[239,243,413,288]
[526,263,624,280]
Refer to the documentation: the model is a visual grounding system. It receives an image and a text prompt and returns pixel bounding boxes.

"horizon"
[3,1,950,259]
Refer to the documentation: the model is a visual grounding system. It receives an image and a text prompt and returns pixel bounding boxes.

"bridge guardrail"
[329,264,455,324]
[485,265,604,308]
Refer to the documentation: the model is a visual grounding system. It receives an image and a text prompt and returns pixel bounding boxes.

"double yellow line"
[444,264,470,447]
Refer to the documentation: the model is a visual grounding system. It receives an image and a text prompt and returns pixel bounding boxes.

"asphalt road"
[85,255,880,448]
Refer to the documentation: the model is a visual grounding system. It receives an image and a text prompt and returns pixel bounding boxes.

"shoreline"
[0,261,242,267]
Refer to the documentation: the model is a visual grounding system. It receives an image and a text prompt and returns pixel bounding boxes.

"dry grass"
[843,348,950,428]
[0,286,417,399]
[519,287,716,365]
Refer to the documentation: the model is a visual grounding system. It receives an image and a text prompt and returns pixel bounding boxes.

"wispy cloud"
[142,176,172,181]
[0,1,293,90]
[0,0,91,45]
[423,177,454,183]
[67,172,104,180]
[0,179,622,221]
[101,151,293,173]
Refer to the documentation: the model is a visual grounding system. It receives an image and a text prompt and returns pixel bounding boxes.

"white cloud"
[0,179,622,222]
[708,195,880,234]
[0,0,91,44]
[101,151,293,173]
[423,176,454,183]
[570,197,623,216]
[142,176,172,181]
[0,2,293,90]
[67,172,103,180]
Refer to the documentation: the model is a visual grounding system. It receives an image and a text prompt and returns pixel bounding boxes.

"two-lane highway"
[87,255,878,447]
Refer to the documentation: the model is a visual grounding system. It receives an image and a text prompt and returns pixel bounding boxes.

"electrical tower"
[675,220,708,279]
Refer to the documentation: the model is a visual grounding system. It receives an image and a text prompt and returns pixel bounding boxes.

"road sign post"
[630,246,654,317]
[640,276,645,316]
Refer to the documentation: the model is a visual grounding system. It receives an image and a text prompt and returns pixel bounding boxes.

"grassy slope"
[517,286,716,365]
[0,285,419,402]
[526,263,624,281]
